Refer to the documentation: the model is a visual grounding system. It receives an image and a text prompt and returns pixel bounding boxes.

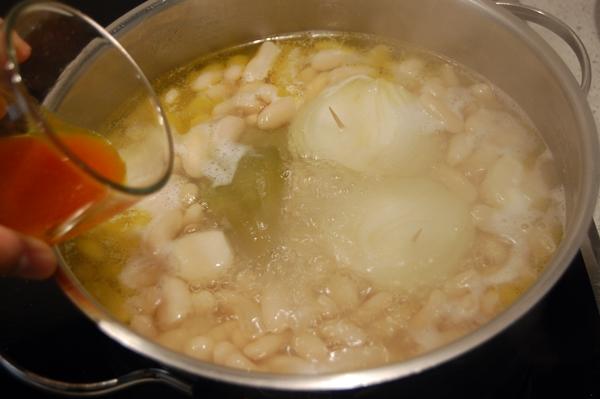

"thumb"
[0,225,57,279]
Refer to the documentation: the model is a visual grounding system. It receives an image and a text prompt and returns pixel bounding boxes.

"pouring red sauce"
[0,131,125,243]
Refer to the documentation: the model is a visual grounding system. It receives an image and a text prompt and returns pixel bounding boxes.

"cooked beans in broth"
[60,33,564,374]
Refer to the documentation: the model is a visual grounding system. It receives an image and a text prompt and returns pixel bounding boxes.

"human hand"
[0,20,55,279]
[0,226,56,279]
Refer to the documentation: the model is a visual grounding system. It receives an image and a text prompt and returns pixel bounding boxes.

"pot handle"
[495,1,592,95]
[0,352,193,397]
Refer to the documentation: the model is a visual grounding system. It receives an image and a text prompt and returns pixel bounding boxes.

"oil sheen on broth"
[61,34,565,374]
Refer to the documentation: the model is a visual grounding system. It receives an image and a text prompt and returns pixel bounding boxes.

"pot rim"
[55,0,600,391]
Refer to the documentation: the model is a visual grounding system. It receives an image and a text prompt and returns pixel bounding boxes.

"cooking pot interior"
[50,0,598,389]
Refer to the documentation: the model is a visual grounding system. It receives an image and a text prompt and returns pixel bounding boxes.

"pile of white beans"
[68,35,565,374]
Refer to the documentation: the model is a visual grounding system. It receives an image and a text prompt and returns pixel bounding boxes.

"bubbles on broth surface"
[61,33,565,374]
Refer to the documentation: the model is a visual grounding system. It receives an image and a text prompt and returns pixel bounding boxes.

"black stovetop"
[1,251,600,399]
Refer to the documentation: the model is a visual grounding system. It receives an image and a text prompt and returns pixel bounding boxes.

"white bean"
[231,328,252,348]
[180,126,211,178]
[233,91,264,114]
[218,290,265,337]
[369,315,401,341]
[239,81,263,93]
[155,275,192,330]
[461,144,500,181]
[292,333,329,362]
[213,341,237,365]
[192,66,223,91]
[119,258,160,289]
[320,320,367,347]
[243,41,281,82]
[243,333,289,361]
[325,275,360,313]
[311,49,357,71]
[447,133,476,166]
[409,289,446,331]
[316,294,339,319]
[257,97,296,130]
[442,269,480,297]
[480,155,524,208]
[224,55,249,82]
[130,314,158,338]
[213,115,246,142]
[465,109,535,156]
[479,234,510,266]
[183,203,204,225]
[352,292,393,324]
[290,301,320,331]
[207,320,237,341]
[470,83,494,101]
[261,283,292,333]
[420,92,464,134]
[447,292,479,323]
[255,83,279,104]
[263,355,317,374]
[191,290,217,315]
[183,335,214,361]
[224,352,257,371]
[205,83,234,102]
[125,286,161,315]
[169,230,234,283]
[421,77,446,98]
[144,209,183,254]
[224,64,244,82]
[280,47,304,83]
[431,165,478,203]
[391,58,425,81]
[212,98,236,118]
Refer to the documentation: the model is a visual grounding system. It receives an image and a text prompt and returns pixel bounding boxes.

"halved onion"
[289,75,445,176]
[319,177,474,290]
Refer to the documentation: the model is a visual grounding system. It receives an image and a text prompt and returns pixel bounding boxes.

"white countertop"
[505,0,600,224]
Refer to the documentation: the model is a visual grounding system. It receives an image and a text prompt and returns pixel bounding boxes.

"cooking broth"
[60,33,564,373]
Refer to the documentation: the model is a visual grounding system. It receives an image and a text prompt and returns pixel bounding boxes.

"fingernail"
[16,238,57,279]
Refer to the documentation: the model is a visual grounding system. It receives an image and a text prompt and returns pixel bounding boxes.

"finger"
[0,225,24,276]
[18,236,57,279]
[0,18,31,64]
[12,31,31,63]
[0,226,57,279]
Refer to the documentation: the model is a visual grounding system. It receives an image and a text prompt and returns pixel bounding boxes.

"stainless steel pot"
[2,0,598,395]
